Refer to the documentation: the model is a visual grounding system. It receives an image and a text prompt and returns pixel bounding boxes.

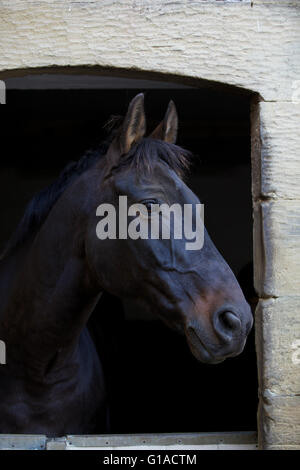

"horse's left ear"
[119,93,146,155]
[150,100,178,144]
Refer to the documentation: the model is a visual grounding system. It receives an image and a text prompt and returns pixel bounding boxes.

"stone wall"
[0,0,299,449]
[252,99,300,449]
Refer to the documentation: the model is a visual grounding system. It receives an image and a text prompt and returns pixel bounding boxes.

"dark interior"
[0,76,257,433]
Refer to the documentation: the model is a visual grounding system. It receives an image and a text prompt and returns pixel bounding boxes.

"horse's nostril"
[214,310,242,342]
[220,311,241,331]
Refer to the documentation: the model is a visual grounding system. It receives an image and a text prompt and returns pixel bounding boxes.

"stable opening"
[0,73,257,434]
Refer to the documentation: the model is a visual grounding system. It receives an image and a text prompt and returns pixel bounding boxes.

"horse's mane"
[1,116,192,260]
[114,137,192,180]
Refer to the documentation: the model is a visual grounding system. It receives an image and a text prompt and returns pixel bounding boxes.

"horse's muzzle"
[186,304,253,364]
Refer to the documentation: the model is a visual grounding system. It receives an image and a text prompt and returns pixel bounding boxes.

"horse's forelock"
[113,138,193,180]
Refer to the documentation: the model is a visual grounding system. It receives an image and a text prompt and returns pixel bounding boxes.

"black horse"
[0,94,252,435]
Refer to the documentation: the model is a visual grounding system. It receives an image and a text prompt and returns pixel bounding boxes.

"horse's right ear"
[119,93,146,155]
[150,100,178,144]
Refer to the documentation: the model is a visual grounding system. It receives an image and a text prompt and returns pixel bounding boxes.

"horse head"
[86,93,253,364]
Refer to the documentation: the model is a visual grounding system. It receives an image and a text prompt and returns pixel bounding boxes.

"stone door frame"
[0,0,299,449]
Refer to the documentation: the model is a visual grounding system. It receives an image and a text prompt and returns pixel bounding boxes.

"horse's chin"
[186,336,226,365]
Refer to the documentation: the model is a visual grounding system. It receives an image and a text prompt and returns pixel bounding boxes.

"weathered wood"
[0,434,46,450]
[0,432,256,450]
[253,200,300,297]
[64,432,258,450]
[0,1,299,101]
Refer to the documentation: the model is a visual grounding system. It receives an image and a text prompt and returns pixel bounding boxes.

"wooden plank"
[0,432,257,450]
[0,434,46,450]
[46,437,67,450]
[65,443,257,450]
[63,432,257,450]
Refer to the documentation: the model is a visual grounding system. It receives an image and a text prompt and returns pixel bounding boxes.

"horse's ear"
[119,93,146,154]
[150,100,178,144]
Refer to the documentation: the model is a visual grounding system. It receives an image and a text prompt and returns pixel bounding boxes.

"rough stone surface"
[0,1,300,101]
[253,200,300,297]
[251,102,300,200]
[258,394,300,449]
[251,96,262,201]
[0,0,300,451]
[255,297,300,397]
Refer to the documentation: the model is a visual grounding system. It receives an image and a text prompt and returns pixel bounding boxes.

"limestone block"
[253,200,300,297]
[251,102,300,200]
[255,297,300,396]
[258,393,300,448]
[0,2,299,101]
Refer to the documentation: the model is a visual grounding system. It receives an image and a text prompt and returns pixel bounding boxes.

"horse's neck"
[0,178,102,377]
